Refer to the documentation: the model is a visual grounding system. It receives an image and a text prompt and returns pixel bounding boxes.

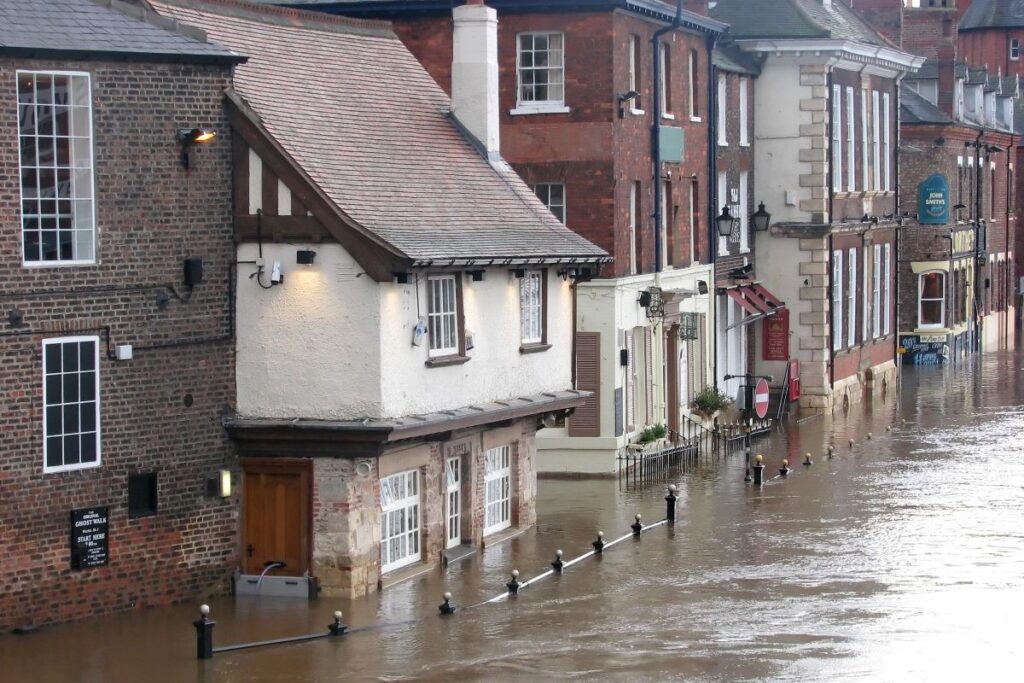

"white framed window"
[18,71,95,265]
[832,250,843,351]
[883,243,892,335]
[688,178,698,265]
[660,43,673,118]
[483,445,511,536]
[872,91,881,191]
[846,86,856,192]
[872,244,882,337]
[739,78,749,146]
[717,74,727,146]
[862,91,870,190]
[531,183,565,223]
[739,171,749,253]
[516,32,565,110]
[43,336,100,473]
[628,35,642,112]
[882,92,891,191]
[832,84,842,192]
[717,172,729,256]
[629,180,639,274]
[427,275,459,357]
[445,457,461,550]
[918,271,946,328]
[520,270,544,345]
[848,248,857,347]
[688,49,699,121]
[1012,38,1021,61]
[380,470,420,573]
[862,245,870,341]
[662,179,671,269]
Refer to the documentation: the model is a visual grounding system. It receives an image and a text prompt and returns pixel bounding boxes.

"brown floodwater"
[3,351,1023,682]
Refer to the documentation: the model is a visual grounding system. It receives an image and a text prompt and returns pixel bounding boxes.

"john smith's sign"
[917,174,949,225]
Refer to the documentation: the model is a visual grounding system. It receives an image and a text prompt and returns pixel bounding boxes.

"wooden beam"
[234,214,326,242]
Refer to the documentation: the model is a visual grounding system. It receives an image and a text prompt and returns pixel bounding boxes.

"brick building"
[0,0,242,631]
[710,0,923,412]
[153,0,605,596]
[298,0,726,474]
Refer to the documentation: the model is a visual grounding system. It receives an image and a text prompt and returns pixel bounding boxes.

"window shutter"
[694,313,706,393]
[625,330,635,431]
[569,332,601,437]
[645,327,654,425]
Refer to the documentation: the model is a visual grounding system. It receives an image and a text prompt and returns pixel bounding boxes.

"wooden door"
[242,460,311,576]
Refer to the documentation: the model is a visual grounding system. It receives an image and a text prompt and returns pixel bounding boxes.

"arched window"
[918,271,946,328]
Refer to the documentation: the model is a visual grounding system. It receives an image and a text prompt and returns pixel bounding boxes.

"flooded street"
[3,351,1023,682]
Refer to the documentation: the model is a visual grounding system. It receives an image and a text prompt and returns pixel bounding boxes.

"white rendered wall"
[752,234,807,384]
[754,60,812,224]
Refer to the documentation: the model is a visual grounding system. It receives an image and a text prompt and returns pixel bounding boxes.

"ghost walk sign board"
[70,506,109,570]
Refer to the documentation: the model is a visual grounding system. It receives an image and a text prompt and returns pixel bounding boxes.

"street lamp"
[751,201,772,232]
[716,205,737,238]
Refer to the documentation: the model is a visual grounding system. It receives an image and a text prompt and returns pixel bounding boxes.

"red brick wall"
[714,68,756,278]
[960,29,1023,78]
[0,58,237,631]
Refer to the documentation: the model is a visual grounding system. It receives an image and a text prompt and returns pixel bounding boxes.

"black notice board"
[70,507,109,570]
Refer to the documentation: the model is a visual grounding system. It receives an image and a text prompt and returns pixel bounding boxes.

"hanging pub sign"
[917,174,950,225]
[70,506,109,570]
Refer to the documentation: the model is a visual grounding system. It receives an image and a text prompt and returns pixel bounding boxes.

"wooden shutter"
[694,313,706,392]
[644,327,654,425]
[569,332,601,437]
[624,330,635,431]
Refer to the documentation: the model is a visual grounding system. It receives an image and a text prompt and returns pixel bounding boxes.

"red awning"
[721,282,787,330]
[725,287,762,316]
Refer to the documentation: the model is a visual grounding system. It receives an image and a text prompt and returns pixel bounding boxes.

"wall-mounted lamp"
[468,269,486,282]
[393,272,412,284]
[617,90,639,118]
[296,249,316,265]
[697,280,708,295]
[751,201,771,232]
[638,290,653,307]
[177,128,216,170]
[716,205,737,237]
[557,268,578,281]
[511,268,526,279]
[206,469,231,498]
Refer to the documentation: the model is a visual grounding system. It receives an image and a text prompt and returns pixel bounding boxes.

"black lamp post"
[716,205,736,238]
[751,201,772,232]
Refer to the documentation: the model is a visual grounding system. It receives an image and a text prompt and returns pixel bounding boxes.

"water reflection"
[2,352,1022,681]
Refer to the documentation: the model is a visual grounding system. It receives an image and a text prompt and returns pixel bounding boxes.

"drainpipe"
[706,32,721,394]
[893,78,903,365]
[973,129,983,352]
[1005,132,1013,349]
[828,232,835,394]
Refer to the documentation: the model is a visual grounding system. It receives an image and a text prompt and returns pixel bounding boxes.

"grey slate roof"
[960,0,1024,31]
[0,0,242,63]
[709,0,889,45]
[900,88,953,125]
[152,0,608,264]
[713,38,761,75]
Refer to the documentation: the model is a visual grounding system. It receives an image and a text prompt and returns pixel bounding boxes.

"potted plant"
[635,424,668,453]
[690,386,733,419]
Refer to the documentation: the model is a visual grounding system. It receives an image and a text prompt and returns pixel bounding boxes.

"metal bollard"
[551,550,564,573]
[506,569,521,595]
[593,531,605,554]
[803,452,813,466]
[849,438,855,449]
[194,604,215,660]
[867,432,873,440]
[827,445,834,459]
[752,454,765,486]
[439,592,456,615]
[631,514,643,537]
[328,610,347,636]
[779,459,790,477]
[665,484,678,524]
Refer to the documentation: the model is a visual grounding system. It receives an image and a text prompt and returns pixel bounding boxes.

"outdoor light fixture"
[617,90,640,118]
[296,249,316,265]
[468,269,485,282]
[558,268,578,281]
[638,290,653,307]
[716,205,737,237]
[697,280,708,295]
[177,128,217,169]
[393,272,411,284]
[206,469,231,498]
[511,268,526,279]
[751,201,771,232]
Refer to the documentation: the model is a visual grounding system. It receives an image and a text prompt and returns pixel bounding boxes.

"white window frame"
[739,171,749,253]
[445,457,461,550]
[918,271,946,329]
[862,245,870,341]
[873,244,882,337]
[627,35,643,114]
[483,445,512,536]
[688,49,700,121]
[531,183,565,224]
[688,179,698,265]
[629,181,639,274]
[43,335,101,474]
[832,250,843,351]
[862,91,870,190]
[739,77,749,146]
[846,86,856,192]
[660,43,673,119]
[1012,38,1021,61]
[520,270,544,345]
[514,32,568,114]
[882,92,892,191]
[18,70,96,266]
[380,469,421,573]
[848,248,857,347]
[832,84,842,192]
[872,91,881,191]
[427,275,459,357]
[717,74,727,146]
[883,242,892,335]
[717,172,729,256]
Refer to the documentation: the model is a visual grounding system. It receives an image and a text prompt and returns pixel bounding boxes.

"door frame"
[240,458,313,576]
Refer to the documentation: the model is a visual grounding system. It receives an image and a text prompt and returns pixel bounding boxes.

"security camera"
[270,261,283,284]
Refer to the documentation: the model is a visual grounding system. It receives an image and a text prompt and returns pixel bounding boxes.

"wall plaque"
[917,174,950,225]
[763,309,790,361]
[70,506,109,570]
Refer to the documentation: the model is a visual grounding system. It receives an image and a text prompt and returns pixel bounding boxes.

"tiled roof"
[960,0,1024,31]
[900,88,953,125]
[0,0,241,63]
[152,0,607,264]
[713,39,761,75]
[710,0,887,45]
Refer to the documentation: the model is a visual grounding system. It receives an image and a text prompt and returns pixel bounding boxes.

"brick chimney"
[451,0,500,157]
[847,0,905,47]
[903,0,959,115]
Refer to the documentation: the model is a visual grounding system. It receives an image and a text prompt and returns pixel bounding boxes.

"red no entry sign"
[753,378,770,419]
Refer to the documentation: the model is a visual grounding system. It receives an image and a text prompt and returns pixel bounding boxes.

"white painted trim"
[509,104,570,116]
[42,335,102,474]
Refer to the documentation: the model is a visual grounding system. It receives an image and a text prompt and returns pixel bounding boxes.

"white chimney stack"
[452,0,500,157]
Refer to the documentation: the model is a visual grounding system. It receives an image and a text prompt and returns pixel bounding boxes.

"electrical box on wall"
[115,344,133,361]
[184,257,203,288]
